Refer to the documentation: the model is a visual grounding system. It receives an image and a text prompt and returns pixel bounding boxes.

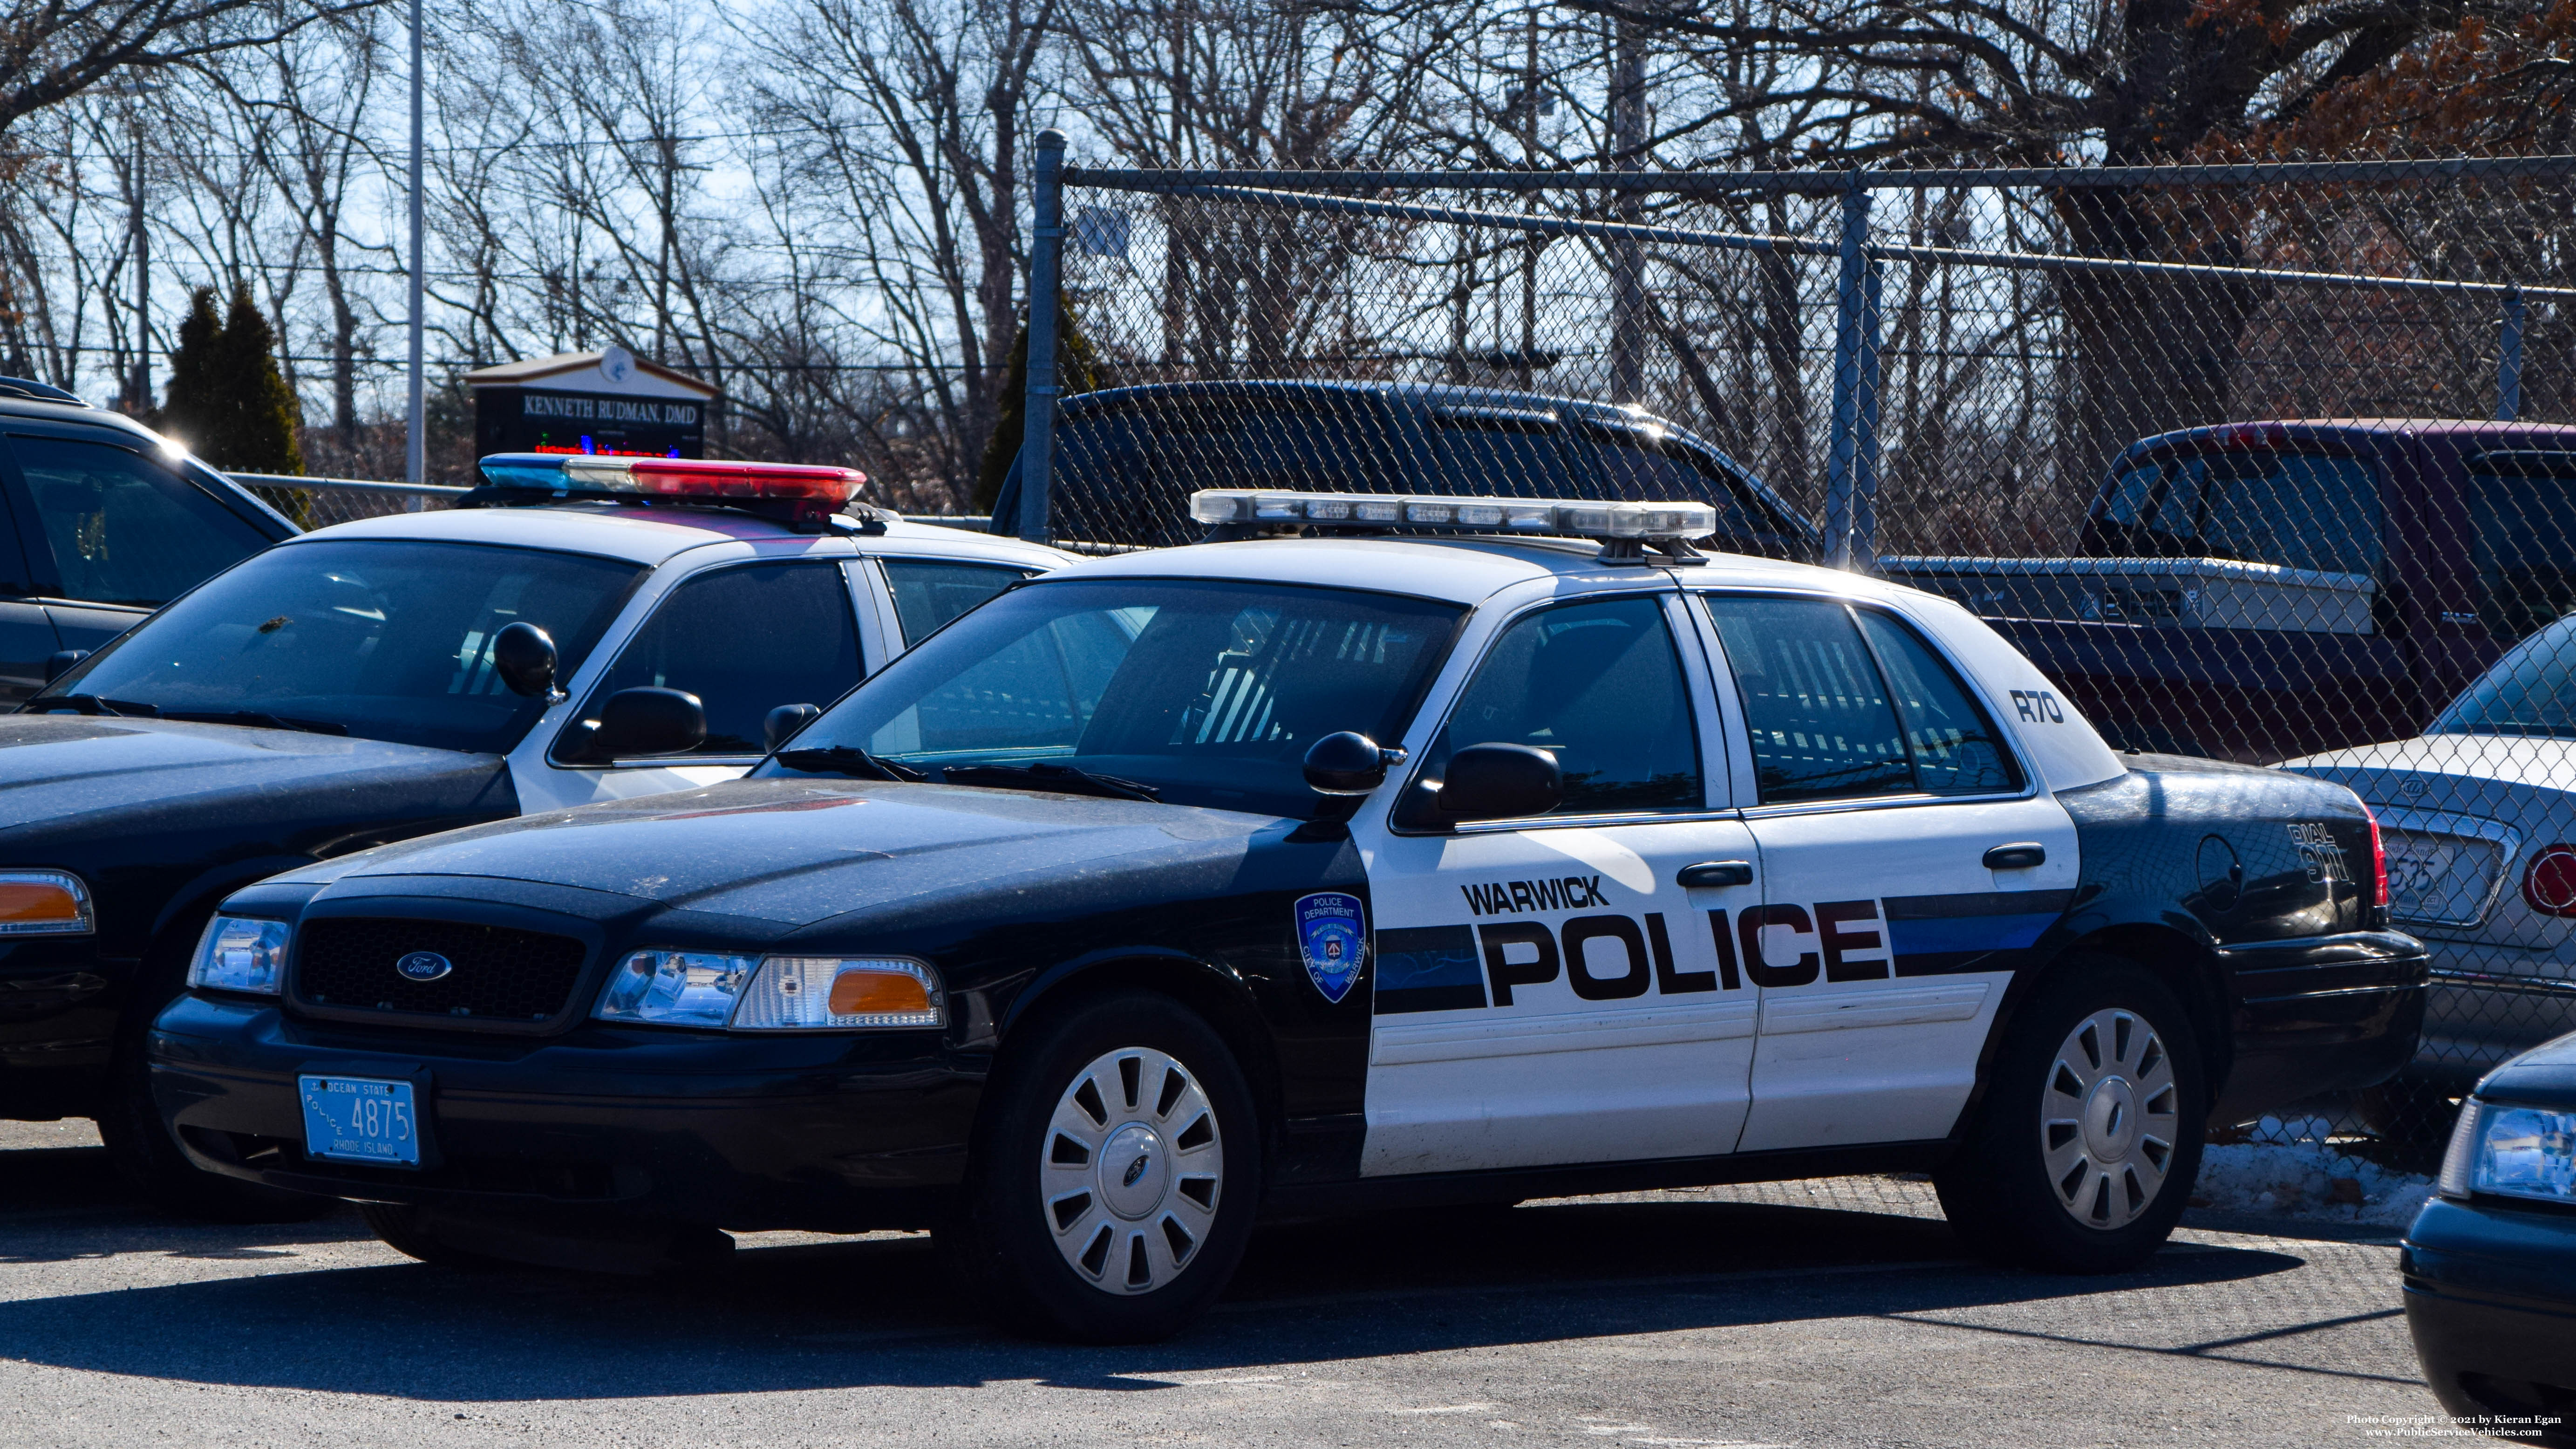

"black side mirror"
[492,622,560,700]
[764,703,822,752]
[42,649,88,684]
[1303,731,1400,796]
[581,687,706,760]
[1437,743,1562,820]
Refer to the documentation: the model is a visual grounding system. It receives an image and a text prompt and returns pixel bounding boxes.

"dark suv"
[991,381,1820,557]
[0,379,297,699]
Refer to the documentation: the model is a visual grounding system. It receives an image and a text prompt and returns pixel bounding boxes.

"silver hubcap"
[1041,1046,1222,1294]
[2041,1006,2179,1231]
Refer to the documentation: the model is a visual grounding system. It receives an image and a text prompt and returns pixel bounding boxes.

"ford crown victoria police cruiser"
[5,454,1065,1216]
[149,490,2428,1339]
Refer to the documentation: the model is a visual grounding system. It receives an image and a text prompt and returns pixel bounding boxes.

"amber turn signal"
[830,968,933,1017]
[0,871,90,935]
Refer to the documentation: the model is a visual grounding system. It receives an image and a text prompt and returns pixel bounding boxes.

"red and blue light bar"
[475,453,874,526]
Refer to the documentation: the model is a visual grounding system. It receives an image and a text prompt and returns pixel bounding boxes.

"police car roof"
[284,502,1070,569]
[1053,534,1899,607]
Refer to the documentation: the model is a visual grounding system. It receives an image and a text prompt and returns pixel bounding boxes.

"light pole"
[406,0,425,484]
[106,76,166,414]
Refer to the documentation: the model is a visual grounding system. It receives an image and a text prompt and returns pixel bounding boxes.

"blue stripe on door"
[1374,924,1486,1014]
[1883,890,2073,977]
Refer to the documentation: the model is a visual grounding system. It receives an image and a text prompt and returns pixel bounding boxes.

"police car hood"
[0,714,499,836]
[288,777,1284,928]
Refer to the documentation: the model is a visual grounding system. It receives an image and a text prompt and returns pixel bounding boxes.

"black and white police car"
[151,488,2427,1339]
[5,453,1065,1215]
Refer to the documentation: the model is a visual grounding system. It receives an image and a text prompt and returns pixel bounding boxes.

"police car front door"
[1697,595,2078,1152]
[1356,593,1763,1177]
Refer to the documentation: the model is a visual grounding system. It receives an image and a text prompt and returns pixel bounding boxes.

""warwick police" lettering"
[1460,875,1608,917]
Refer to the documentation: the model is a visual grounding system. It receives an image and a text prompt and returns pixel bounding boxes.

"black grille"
[295,917,588,1025]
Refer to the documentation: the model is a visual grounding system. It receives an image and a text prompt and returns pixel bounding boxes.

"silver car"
[2283,615,2576,1094]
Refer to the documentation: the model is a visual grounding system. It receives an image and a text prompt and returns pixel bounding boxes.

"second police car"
[3,453,1065,1215]
[148,490,2428,1340]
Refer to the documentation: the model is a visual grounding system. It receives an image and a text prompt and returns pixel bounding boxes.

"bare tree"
[748,0,1056,501]
[0,0,379,136]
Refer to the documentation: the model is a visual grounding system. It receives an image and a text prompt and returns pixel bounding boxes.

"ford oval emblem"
[395,950,453,982]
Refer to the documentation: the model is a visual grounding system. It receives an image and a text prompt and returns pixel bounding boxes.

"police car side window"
[882,560,1029,645]
[1408,595,1701,822]
[1853,609,2022,795]
[1703,596,1913,804]
[1703,595,2021,804]
[571,561,861,758]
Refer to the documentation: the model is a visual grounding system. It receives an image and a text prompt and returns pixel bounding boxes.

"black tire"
[358,1203,517,1270]
[2356,1073,2463,1176]
[96,930,333,1224]
[1935,956,2207,1274]
[943,991,1261,1343]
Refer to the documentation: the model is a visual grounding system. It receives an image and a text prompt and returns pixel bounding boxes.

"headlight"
[732,957,944,1030]
[0,869,92,935]
[594,950,754,1028]
[2439,1099,2576,1203]
[188,916,290,996]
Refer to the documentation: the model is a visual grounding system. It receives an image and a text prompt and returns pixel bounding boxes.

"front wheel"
[99,945,332,1224]
[1935,956,2206,1274]
[945,991,1261,1343]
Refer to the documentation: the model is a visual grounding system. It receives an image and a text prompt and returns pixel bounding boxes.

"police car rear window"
[773,578,1463,817]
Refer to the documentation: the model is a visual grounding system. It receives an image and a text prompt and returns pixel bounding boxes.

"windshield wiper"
[24,694,159,718]
[936,761,1163,803]
[158,710,348,737]
[773,745,926,782]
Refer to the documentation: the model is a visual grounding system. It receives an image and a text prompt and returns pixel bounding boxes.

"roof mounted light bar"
[467,454,891,532]
[1188,489,1714,565]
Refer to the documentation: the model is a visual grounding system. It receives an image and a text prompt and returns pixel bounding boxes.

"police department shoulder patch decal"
[1293,891,1367,1005]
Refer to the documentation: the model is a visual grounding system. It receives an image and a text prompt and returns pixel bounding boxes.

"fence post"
[1823,177,1875,569]
[1017,129,1067,543]
[2498,284,2526,424]
[1853,254,1883,568]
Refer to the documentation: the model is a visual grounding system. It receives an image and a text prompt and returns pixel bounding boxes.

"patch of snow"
[2191,1116,2436,1227]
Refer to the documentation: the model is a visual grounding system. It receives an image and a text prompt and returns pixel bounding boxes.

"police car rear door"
[1354,587,1764,1176]
[1694,592,2078,1151]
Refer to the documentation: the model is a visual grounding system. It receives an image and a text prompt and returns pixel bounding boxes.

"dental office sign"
[467,343,719,459]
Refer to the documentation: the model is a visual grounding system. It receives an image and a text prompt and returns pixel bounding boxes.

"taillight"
[2365,806,2389,910]
[2525,844,2576,919]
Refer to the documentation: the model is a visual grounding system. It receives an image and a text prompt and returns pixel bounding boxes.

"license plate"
[2386,842,2455,908]
[298,1075,421,1168]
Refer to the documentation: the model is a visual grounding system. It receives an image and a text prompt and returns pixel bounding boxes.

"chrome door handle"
[1677,860,1754,888]
[1983,843,2047,870]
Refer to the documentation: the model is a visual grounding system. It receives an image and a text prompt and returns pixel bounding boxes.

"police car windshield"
[770,577,1463,816]
[32,540,642,753]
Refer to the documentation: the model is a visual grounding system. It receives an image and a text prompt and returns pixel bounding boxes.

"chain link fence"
[1001,147,2576,1182]
[233,474,470,529]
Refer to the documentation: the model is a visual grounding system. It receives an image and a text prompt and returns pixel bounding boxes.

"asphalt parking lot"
[0,1120,2446,1449]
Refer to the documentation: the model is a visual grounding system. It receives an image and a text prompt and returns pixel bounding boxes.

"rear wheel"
[944,991,1260,1343]
[1936,957,2206,1274]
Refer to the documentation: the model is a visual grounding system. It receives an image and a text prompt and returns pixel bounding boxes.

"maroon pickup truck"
[1885,419,2576,762]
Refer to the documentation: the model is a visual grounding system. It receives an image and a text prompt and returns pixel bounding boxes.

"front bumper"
[148,992,981,1231]
[0,937,136,1116]
[2402,1197,2576,1444]
[2215,930,2429,1122]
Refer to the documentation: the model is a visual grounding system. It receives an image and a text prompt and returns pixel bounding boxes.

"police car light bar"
[1189,490,1716,542]
[566,455,864,502]
[475,454,881,529]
